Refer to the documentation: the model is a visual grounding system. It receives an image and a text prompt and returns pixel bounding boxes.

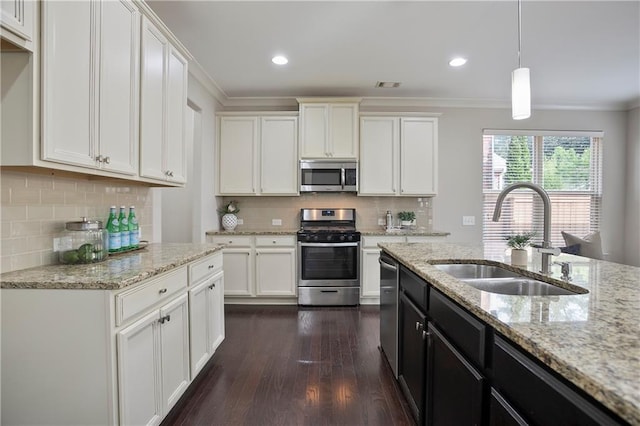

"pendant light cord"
[517,0,523,68]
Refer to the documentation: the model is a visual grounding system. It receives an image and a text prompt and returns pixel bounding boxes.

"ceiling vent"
[375,81,401,88]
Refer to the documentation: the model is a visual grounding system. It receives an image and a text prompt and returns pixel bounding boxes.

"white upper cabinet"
[218,114,298,196]
[42,0,139,176]
[359,115,438,196]
[140,16,188,185]
[298,98,360,160]
[1,0,35,51]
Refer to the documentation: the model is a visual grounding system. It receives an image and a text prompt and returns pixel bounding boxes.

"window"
[482,130,602,257]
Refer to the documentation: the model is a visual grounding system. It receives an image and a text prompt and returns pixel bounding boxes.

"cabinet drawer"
[189,252,223,285]
[210,236,253,247]
[255,235,295,247]
[400,265,427,311]
[362,236,405,248]
[115,267,187,326]
[493,336,622,426]
[429,288,487,368]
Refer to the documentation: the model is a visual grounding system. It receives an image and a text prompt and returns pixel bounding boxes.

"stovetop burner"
[298,208,360,243]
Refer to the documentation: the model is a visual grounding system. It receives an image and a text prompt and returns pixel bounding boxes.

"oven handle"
[299,242,359,248]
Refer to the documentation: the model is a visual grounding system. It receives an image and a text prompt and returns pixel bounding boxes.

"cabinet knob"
[159,288,168,294]
[272,240,276,244]
[103,156,111,164]
[415,321,423,331]
[208,283,216,290]
[422,330,430,340]
[95,155,104,163]
[208,265,215,269]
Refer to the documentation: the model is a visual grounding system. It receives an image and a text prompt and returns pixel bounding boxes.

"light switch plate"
[462,216,476,226]
[272,219,282,226]
[378,218,386,226]
[237,219,244,225]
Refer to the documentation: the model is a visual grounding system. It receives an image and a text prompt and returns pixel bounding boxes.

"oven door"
[298,242,359,287]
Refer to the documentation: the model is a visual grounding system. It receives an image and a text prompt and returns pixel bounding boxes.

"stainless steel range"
[297,208,361,306]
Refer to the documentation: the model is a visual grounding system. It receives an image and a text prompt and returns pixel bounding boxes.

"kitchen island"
[1,243,225,426]
[380,241,639,425]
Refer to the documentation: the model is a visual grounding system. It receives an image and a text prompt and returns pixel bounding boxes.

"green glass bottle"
[106,206,121,253]
[128,206,139,249]
[119,206,130,251]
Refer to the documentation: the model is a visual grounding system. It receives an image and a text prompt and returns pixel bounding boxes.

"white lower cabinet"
[189,269,225,377]
[360,235,447,302]
[1,251,224,426]
[208,235,297,301]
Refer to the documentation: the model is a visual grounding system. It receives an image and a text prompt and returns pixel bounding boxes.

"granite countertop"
[206,229,298,235]
[206,228,451,237]
[379,242,640,425]
[0,243,225,290]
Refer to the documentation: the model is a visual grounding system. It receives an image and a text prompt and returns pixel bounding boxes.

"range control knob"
[347,235,354,241]
[339,235,346,242]
[313,235,319,242]
[305,235,312,242]
[326,235,333,242]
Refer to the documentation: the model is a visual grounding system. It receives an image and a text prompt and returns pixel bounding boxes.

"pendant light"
[512,0,531,120]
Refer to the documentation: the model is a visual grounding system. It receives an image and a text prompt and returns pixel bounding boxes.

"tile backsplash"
[221,194,433,231]
[1,170,154,273]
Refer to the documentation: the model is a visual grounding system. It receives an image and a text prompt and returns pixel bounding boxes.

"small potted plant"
[504,231,536,266]
[398,211,416,228]
[218,200,240,231]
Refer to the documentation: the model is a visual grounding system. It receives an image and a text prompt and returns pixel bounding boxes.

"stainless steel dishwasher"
[379,252,399,378]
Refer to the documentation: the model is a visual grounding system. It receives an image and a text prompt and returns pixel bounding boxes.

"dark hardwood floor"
[162,305,414,426]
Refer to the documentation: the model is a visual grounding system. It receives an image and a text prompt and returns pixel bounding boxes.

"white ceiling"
[147,0,640,110]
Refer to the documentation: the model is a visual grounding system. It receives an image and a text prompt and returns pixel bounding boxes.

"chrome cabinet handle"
[95,155,104,163]
[159,314,171,324]
[208,283,216,290]
[159,288,168,294]
[422,330,430,340]
[208,265,215,269]
[415,321,424,331]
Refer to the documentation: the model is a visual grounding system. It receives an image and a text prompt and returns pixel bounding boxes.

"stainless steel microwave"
[299,160,358,192]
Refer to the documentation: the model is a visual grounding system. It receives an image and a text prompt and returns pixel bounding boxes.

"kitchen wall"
[218,194,433,231]
[624,107,640,266]
[0,170,155,273]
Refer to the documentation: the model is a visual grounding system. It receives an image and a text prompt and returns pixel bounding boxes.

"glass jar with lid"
[57,218,109,264]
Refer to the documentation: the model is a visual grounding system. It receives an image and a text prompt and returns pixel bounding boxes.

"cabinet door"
[140,16,168,180]
[299,104,328,158]
[1,0,34,48]
[188,278,211,377]
[400,118,438,196]
[117,310,162,426]
[260,116,298,194]
[165,46,188,183]
[208,270,225,353]
[398,293,427,425]
[426,323,485,426]
[219,116,257,194]
[329,103,358,159]
[255,248,296,296]
[98,0,139,176]
[489,389,529,426]
[359,117,397,195]
[361,248,382,297]
[41,0,96,169]
[159,293,190,414]
[222,249,253,296]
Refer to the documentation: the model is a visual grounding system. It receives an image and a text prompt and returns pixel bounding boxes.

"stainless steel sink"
[433,263,586,296]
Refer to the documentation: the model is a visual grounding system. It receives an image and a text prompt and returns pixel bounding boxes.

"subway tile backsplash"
[221,194,433,231]
[0,170,154,273]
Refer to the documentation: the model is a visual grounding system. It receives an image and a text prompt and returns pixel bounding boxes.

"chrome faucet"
[492,182,559,274]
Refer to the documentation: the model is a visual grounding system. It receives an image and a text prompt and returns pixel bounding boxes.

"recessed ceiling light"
[375,81,401,88]
[449,57,467,67]
[272,55,288,65]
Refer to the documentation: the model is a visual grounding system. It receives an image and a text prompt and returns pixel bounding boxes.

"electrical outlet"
[462,216,476,226]
[272,219,282,226]
[378,218,386,226]
[237,218,244,225]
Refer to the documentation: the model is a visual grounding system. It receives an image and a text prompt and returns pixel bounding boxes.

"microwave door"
[300,167,343,192]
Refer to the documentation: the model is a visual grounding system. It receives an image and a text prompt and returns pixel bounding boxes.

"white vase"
[222,213,238,231]
[510,248,528,266]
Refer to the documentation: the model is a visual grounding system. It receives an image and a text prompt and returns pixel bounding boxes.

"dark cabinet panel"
[398,292,427,425]
[493,335,624,426]
[489,388,529,426]
[400,265,428,311]
[429,287,487,368]
[426,323,485,426]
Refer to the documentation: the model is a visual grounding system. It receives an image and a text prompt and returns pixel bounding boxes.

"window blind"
[482,131,602,258]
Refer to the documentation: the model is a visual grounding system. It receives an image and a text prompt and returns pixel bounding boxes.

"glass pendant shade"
[512,67,531,120]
